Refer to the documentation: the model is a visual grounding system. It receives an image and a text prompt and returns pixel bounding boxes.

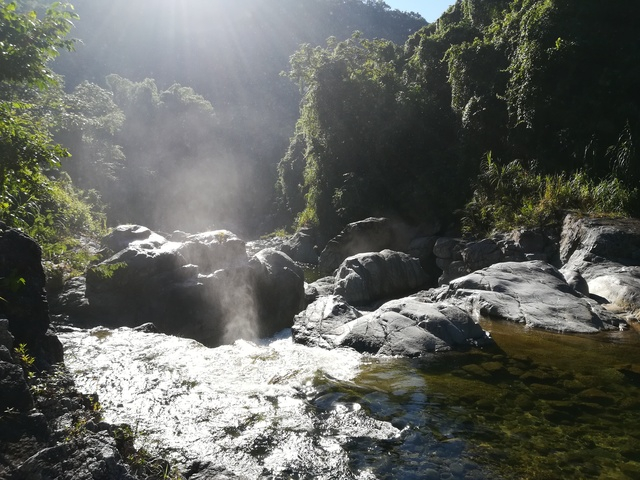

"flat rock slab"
[437,261,621,333]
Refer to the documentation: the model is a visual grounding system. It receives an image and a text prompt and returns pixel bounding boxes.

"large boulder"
[319,217,422,274]
[292,295,362,349]
[560,214,640,318]
[334,250,429,305]
[0,224,62,367]
[280,228,319,265]
[248,249,306,338]
[293,295,492,356]
[436,261,622,333]
[72,227,304,346]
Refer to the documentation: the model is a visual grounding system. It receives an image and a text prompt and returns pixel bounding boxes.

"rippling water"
[59,322,640,479]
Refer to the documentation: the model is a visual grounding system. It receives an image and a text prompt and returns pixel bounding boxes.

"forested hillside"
[52,0,426,233]
[1,0,639,271]
[278,0,640,237]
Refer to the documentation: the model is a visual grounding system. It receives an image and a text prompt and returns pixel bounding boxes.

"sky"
[385,0,456,22]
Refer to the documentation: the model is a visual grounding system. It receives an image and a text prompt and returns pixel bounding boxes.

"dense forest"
[1,0,639,274]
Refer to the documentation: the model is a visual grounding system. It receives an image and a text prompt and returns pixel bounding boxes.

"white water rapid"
[59,326,400,479]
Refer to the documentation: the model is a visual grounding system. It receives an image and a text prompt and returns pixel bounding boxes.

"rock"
[0,224,61,367]
[461,238,505,273]
[560,268,590,296]
[340,298,493,356]
[248,249,306,338]
[68,226,305,346]
[334,250,429,306]
[102,224,167,253]
[437,261,621,333]
[292,295,362,349]
[318,217,418,274]
[304,276,335,304]
[561,214,640,316]
[560,214,640,265]
[13,432,137,480]
[280,228,319,265]
[178,230,247,271]
[292,295,492,356]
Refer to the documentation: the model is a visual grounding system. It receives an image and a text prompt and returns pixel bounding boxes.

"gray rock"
[560,268,590,296]
[461,238,504,272]
[281,228,319,265]
[178,230,247,271]
[248,249,306,338]
[319,217,417,274]
[304,276,336,304]
[437,261,621,333]
[102,224,167,253]
[334,250,429,305]
[292,295,492,356]
[292,295,362,349]
[560,214,640,316]
[340,298,493,356]
[560,214,640,265]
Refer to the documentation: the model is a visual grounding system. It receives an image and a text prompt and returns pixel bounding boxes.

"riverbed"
[59,320,640,479]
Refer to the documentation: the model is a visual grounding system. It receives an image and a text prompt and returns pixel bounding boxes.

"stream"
[58,321,640,479]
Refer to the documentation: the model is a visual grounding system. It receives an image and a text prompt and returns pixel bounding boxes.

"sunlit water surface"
[59,321,640,479]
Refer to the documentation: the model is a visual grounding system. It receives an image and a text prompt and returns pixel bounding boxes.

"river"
[58,320,640,479]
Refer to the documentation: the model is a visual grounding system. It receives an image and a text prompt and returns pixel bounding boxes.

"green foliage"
[14,343,35,379]
[462,155,637,236]
[0,0,106,279]
[87,262,127,281]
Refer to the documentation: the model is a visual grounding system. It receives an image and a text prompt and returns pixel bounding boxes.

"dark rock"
[0,225,61,367]
[461,238,505,273]
[249,249,306,338]
[334,250,429,305]
[280,228,319,265]
[319,217,418,274]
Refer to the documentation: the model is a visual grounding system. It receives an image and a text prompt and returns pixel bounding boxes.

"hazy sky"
[385,0,455,22]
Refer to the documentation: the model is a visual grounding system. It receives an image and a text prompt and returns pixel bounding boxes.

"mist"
[53,0,426,237]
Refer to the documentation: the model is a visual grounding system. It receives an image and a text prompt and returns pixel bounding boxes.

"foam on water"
[60,326,397,478]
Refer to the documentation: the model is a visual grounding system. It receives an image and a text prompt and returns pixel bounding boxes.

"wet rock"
[292,295,362,349]
[436,261,621,333]
[334,250,429,306]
